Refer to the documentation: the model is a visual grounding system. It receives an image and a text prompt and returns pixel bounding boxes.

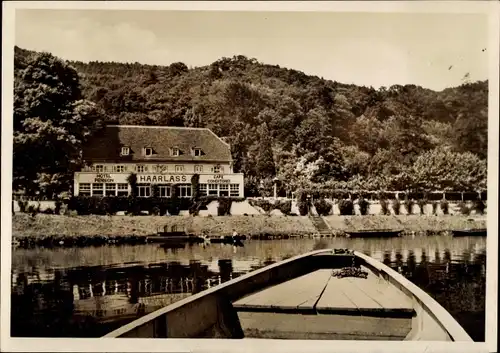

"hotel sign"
[94,173,114,183]
[138,174,188,183]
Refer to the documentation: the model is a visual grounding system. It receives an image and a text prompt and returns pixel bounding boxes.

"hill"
[13,46,488,196]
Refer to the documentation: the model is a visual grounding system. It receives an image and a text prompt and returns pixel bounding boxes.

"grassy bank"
[11,213,487,247]
[323,215,487,235]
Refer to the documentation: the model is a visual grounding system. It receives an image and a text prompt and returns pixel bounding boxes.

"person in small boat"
[232,229,239,239]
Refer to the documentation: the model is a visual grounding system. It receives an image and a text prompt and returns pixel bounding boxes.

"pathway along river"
[11,235,486,341]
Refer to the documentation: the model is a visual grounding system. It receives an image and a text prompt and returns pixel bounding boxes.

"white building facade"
[73,125,244,198]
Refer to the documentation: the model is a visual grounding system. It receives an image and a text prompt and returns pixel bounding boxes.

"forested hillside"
[13,46,488,197]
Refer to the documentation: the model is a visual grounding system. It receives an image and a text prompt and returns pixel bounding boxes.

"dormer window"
[193,148,202,157]
[171,148,180,157]
[121,147,130,156]
[144,147,153,156]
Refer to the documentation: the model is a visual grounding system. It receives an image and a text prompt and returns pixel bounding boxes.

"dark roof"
[82,125,232,163]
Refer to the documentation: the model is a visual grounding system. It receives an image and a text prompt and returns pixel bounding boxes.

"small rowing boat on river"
[344,229,403,238]
[105,249,471,341]
[451,228,487,237]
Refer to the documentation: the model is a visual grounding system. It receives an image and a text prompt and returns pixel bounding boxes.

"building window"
[230,184,239,197]
[171,148,180,157]
[144,147,153,156]
[105,183,116,196]
[178,184,192,198]
[117,183,129,196]
[79,183,91,196]
[94,165,104,173]
[158,185,171,198]
[199,184,207,196]
[193,148,202,157]
[213,165,224,174]
[194,165,203,173]
[136,165,147,173]
[92,183,104,196]
[113,165,125,173]
[121,147,130,156]
[153,164,167,173]
[219,184,229,197]
[208,184,218,196]
[175,165,184,173]
[137,184,151,197]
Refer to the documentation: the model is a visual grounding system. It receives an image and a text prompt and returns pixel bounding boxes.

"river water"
[11,235,486,341]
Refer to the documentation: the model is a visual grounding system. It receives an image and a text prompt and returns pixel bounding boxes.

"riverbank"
[11,213,486,247]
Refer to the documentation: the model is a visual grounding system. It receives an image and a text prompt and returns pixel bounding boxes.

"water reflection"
[11,236,486,340]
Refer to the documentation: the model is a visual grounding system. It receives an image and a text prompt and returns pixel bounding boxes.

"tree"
[255,123,276,179]
[412,148,487,191]
[13,51,104,197]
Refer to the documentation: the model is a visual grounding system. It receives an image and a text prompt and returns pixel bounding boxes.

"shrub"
[296,190,309,216]
[403,198,414,215]
[358,197,370,215]
[431,201,438,215]
[127,173,138,197]
[18,200,28,213]
[27,204,39,215]
[440,199,449,215]
[314,198,332,216]
[380,199,390,215]
[251,199,273,214]
[191,174,200,201]
[151,185,160,198]
[474,200,486,215]
[338,199,354,216]
[54,200,62,215]
[276,200,292,215]
[458,201,471,215]
[168,184,180,215]
[392,199,401,215]
[416,199,426,215]
[217,197,233,216]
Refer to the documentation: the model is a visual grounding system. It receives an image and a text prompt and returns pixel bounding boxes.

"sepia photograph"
[1,2,498,353]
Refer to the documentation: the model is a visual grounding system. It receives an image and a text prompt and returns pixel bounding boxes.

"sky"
[14,8,490,91]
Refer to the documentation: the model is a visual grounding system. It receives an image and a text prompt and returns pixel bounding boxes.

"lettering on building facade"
[138,175,188,183]
[94,173,114,183]
[207,175,230,183]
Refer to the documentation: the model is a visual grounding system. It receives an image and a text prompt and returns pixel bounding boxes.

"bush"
[250,199,274,214]
[276,200,292,215]
[392,199,401,215]
[440,199,449,215]
[54,200,62,215]
[314,198,332,216]
[474,200,486,215]
[431,201,438,215]
[217,197,233,216]
[18,200,28,213]
[296,190,309,216]
[416,199,426,215]
[27,204,39,215]
[403,198,414,215]
[458,201,471,215]
[358,197,370,215]
[380,199,390,215]
[338,199,354,216]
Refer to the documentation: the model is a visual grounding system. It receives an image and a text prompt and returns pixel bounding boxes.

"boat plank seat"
[233,269,332,312]
[316,266,414,317]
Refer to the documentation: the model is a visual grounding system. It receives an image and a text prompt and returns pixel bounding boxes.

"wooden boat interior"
[104,249,472,342]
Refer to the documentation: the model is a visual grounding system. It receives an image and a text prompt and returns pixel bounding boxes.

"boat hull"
[344,230,402,238]
[104,249,472,342]
[451,229,487,237]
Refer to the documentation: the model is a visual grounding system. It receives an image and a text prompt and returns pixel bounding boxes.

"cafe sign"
[207,174,230,183]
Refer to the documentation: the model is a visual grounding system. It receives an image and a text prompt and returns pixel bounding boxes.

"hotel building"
[73,125,244,198]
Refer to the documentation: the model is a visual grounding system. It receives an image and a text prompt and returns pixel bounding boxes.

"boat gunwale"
[354,251,472,342]
[104,249,472,341]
